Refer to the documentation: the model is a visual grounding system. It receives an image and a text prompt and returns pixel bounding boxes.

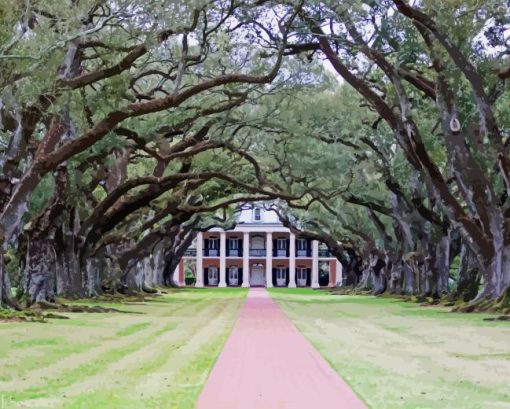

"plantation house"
[174,204,343,288]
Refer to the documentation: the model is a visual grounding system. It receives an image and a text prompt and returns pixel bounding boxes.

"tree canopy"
[1,0,509,309]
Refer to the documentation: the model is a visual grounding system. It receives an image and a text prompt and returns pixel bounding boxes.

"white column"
[311,240,319,288]
[195,232,204,287]
[219,231,227,287]
[266,232,273,288]
[242,232,250,287]
[288,233,296,288]
[173,264,180,286]
[336,259,343,286]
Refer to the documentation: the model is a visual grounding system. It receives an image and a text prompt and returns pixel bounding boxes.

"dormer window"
[254,207,261,221]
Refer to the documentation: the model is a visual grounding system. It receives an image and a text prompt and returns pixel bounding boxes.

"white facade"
[178,203,342,288]
[235,203,281,224]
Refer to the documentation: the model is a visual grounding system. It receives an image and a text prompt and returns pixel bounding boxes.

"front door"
[297,268,307,287]
[229,267,239,286]
[250,265,265,286]
[276,267,286,287]
[208,267,218,286]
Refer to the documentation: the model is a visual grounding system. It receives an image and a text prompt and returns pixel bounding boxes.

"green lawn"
[3,288,509,409]
[0,288,247,409]
[269,289,510,409]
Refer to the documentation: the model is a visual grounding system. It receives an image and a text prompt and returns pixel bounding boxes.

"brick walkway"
[197,288,367,408]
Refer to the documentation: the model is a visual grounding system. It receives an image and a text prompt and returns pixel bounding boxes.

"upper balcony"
[249,249,266,257]
[198,248,331,258]
[226,249,241,257]
[203,248,219,257]
[274,249,288,258]
[296,249,312,258]
[196,235,333,258]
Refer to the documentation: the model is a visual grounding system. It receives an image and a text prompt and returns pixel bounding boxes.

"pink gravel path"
[196,288,367,409]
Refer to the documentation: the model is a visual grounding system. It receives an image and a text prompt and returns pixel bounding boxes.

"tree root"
[328,288,510,317]
[483,315,510,322]
[452,287,510,314]
[304,284,510,320]
[42,312,70,319]
[2,288,169,322]
[142,284,158,294]
[329,286,372,296]
[0,308,68,323]
[493,287,510,310]
[91,293,147,303]
[0,309,32,322]
[33,300,121,313]
[2,297,147,323]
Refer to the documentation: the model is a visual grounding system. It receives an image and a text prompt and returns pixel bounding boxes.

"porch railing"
[204,248,219,257]
[227,249,241,257]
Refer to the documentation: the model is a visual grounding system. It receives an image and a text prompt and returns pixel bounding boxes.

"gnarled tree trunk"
[23,238,56,304]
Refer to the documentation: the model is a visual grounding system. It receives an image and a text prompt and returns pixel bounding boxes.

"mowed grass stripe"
[115,322,152,337]
[62,298,243,409]
[0,298,207,396]
[60,300,231,402]
[269,290,510,409]
[145,319,239,409]
[0,299,200,394]
[131,298,243,401]
[1,289,247,409]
